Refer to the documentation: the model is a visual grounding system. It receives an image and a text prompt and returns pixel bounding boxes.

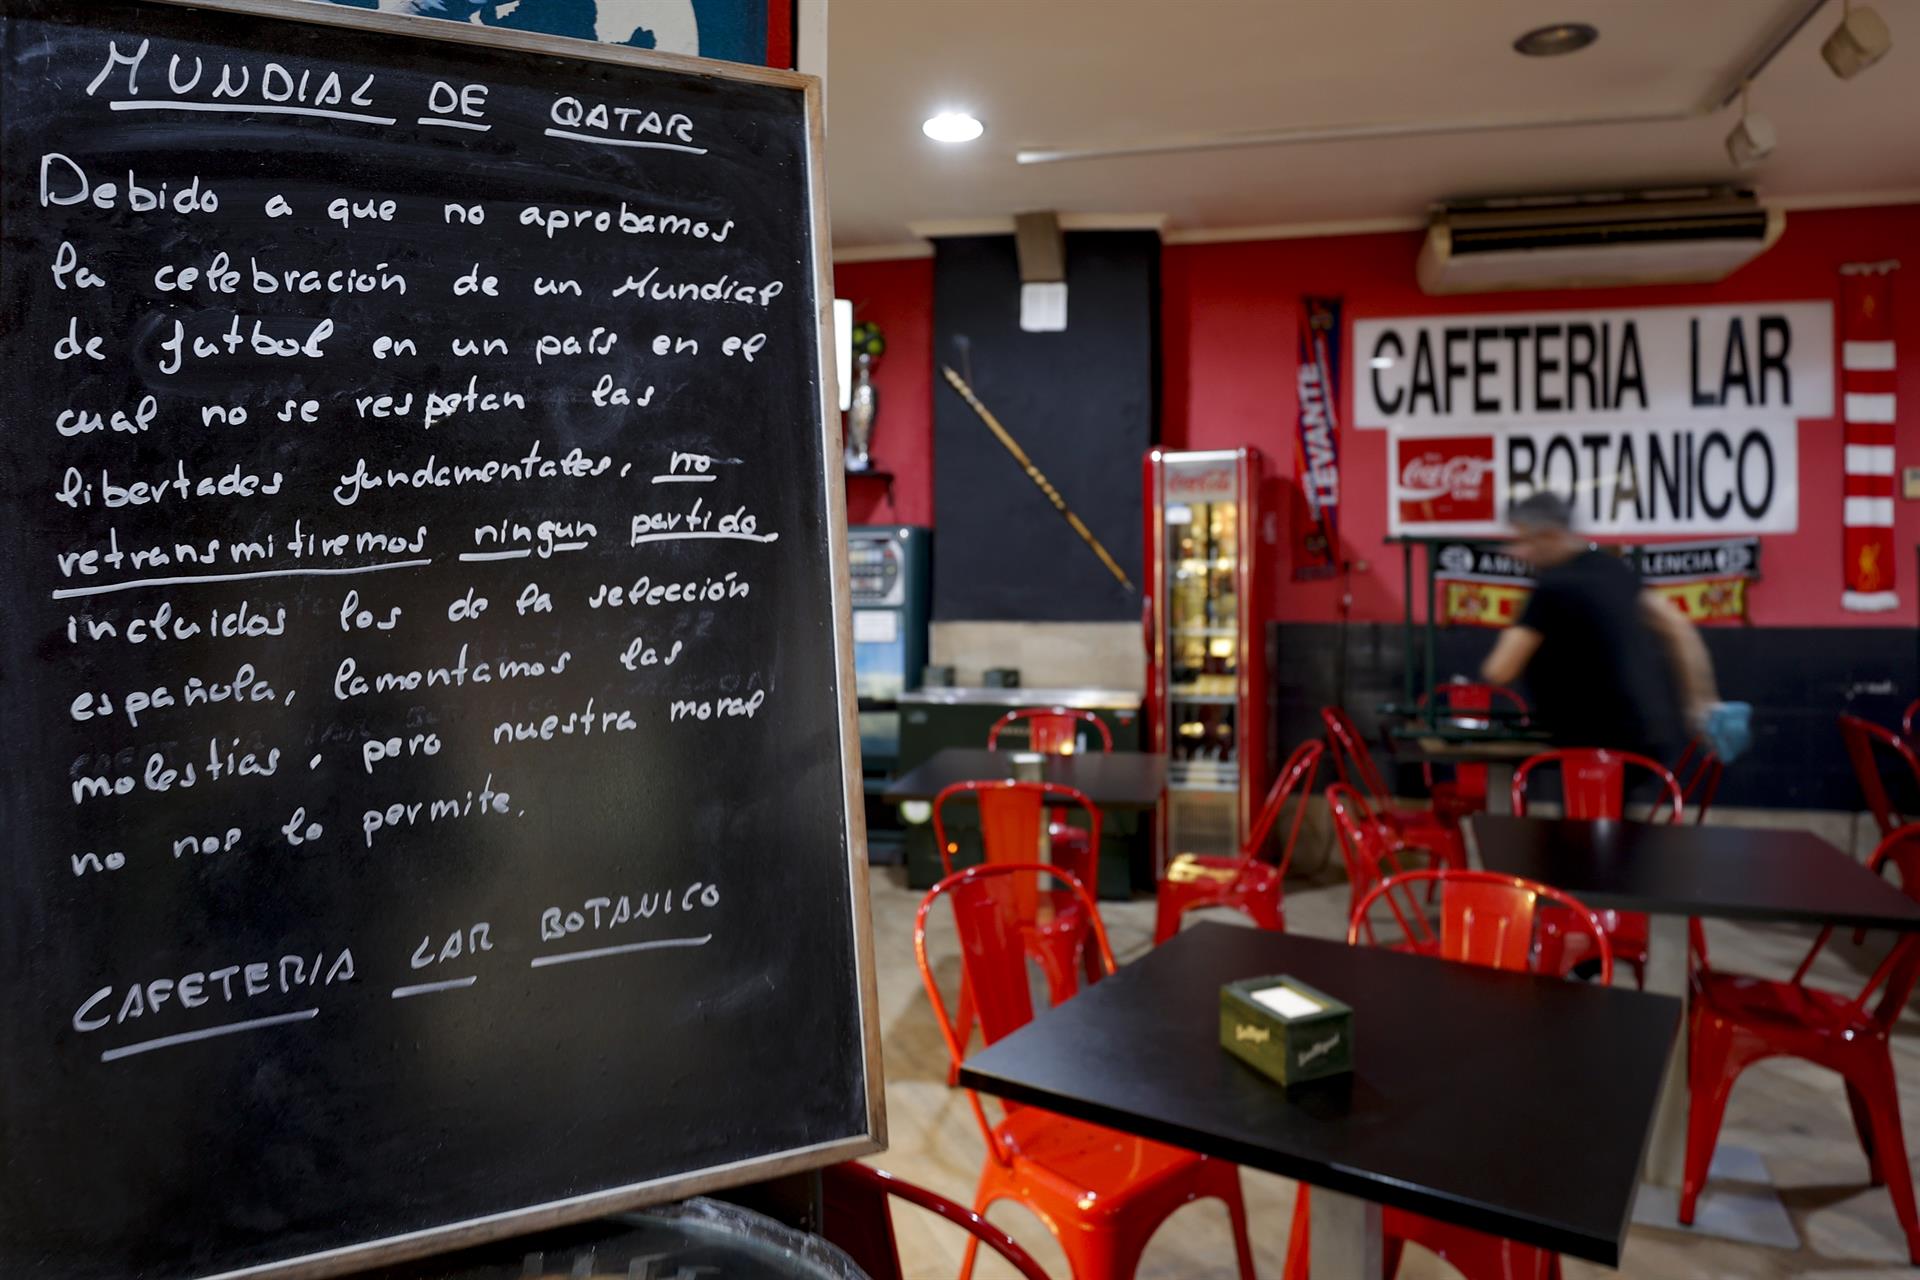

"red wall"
[835,205,1920,626]
[830,257,935,529]
[1165,205,1920,629]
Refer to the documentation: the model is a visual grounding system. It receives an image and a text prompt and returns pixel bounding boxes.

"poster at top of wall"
[308,0,788,67]
[1356,302,1832,539]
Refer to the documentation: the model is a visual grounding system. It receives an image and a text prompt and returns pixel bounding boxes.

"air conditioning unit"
[1417,188,1785,295]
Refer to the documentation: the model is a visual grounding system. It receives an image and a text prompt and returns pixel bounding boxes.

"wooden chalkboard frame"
[54,1,882,1275]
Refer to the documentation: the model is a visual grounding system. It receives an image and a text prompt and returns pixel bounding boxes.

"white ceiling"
[823,0,1919,252]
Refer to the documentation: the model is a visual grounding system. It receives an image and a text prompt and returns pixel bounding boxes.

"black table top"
[882,747,1167,809]
[1467,815,1920,932]
[1389,734,1546,764]
[959,924,1678,1266]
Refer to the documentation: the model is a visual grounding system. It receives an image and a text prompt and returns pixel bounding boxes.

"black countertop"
[882,747,1167,809]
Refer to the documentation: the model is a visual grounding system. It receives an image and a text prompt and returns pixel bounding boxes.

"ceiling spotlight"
[1513,23,1599,56]
[1725,86,1775,168]
[922,112,984,144]
[1823,0,1892,79]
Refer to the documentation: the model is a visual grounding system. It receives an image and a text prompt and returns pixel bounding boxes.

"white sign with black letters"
[1355,303,1833,429]
[1360,302,1831,537]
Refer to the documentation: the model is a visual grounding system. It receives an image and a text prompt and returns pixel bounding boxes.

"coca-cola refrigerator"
[1143,447,1268,863]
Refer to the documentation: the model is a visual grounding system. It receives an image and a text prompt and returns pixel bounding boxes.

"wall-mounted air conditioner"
[1417,187,1784,295]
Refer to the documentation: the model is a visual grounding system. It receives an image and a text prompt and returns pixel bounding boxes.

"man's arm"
[1641,590,1718,731]
[1481,625,1543,687]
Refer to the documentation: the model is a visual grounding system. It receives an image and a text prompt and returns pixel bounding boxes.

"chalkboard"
[0,2,880,1276]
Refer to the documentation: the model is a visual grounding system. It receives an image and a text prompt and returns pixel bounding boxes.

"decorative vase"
[845,352,878,472]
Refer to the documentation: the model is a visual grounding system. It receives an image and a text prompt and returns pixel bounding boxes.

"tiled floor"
[861,853,1920,1279]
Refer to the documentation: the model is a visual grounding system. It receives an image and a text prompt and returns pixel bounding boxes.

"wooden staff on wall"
[940,364,1135,592]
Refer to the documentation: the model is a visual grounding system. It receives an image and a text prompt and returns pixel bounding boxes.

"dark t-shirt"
[1518,550,1682,757]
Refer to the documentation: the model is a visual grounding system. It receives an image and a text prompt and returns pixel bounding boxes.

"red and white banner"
[1841,263,1900,612]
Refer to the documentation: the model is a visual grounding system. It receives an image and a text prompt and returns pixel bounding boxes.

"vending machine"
[849,525,931,706]
[1143,448,1268,861]
[848,525,932,774]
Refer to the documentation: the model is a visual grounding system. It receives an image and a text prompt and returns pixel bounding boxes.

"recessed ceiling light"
[923,112,984,144]
[1513,22,1599,57]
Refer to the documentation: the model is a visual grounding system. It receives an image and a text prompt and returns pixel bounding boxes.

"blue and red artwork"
[314,0,793,68]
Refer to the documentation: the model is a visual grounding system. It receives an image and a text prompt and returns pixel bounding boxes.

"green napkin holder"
[1220,975,1354,1086]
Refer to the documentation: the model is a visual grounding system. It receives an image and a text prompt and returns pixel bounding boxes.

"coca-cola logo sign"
[1395,435,1496,523]
[1166,464,1237,499]
[1399,454,1496,503]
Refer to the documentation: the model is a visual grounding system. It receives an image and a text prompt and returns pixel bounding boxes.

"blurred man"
[1481,491,1714,759]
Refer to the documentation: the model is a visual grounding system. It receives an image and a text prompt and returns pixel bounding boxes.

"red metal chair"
[989,706,1113,876]
[1840,712,1920,838]
[820,1161,1050,1280]
[1511,748,1684,989]
[1417,682,1529,822]
[916,863,1258,1280]
[1345,868,1613,983]
[1681,825,1920,1263]
[933,780,1102,1084]
[1904,698,1920,744]
[988,706,1115,755]
[1325,782,1443,947]
[1154,739,1324,943]
[1671,737,1725,825]
[1510,748,1685,824]
[1284,869,1608,1280]
[1321,706,1465,874]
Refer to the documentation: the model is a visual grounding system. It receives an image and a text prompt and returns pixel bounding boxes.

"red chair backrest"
[930,779,1102,892]
[1420,681,1528,726]
[1861,825,1920,1031]
[1904,698,1920,744]
[1416,682,1528,797]
[1348,869,1614,984]
[1321,706,1393,808]
[915,864,1116,1162]
[1326,783,1423,910]
[1243,739,1324,870]
[1671,737,1724,825]
[1511,748,1683,823]
[1839,713,1920,836]
[820,1162,1050,1280]
[988,706,1113,755]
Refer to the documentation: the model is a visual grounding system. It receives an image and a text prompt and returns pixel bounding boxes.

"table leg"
[1629,915,1799,1249]
[1640,914,1689,1187]
[1154,784,1168,880]
[1484,763,1514,817]
[1310,1187,1384,1280]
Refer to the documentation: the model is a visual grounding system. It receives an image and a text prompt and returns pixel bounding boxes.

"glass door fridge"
[1143,448,1267,864]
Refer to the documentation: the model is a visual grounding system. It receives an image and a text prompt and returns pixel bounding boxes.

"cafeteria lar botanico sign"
[1355,303,1834,536]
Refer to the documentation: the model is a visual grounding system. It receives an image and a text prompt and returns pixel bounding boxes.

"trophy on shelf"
[844,320,884,472]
